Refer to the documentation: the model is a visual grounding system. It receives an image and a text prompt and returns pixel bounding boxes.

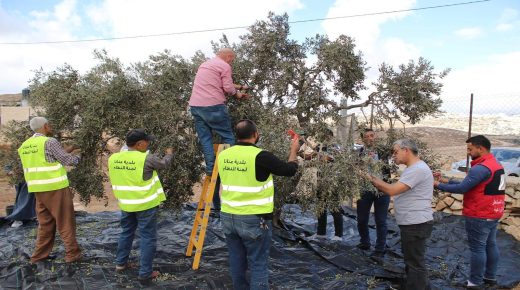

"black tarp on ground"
[1,204,520,289]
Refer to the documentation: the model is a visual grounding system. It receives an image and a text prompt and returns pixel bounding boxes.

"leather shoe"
[370,250,385,258]
[483,278,497,286]
[138,271,160,285]
[115,262,137,273]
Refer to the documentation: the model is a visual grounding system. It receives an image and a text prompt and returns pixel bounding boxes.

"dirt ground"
[1,126,519,215]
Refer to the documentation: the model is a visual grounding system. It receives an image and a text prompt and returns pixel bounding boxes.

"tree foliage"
[1,13,447,212]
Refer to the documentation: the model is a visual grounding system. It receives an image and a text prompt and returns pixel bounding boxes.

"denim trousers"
[191,105,235,211]
[221,212,272,290]
[464,216,500,285]
[116,207,158,278]
[190,105,235,174]
[356,191,390,252]
[399,220,433,290]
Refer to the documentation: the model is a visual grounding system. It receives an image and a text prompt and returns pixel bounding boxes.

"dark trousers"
[399,221,434,290]
[6,182,36,221]
[317,208,343,237]
[212,176,221,211]
[356,191,390,251]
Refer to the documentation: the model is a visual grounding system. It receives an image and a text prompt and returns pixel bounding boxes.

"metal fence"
[410,93,520,136]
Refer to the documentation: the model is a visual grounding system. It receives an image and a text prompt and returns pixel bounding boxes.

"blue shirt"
[437,165,491,193]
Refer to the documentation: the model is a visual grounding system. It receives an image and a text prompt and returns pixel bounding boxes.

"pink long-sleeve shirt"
[189,57,237,106]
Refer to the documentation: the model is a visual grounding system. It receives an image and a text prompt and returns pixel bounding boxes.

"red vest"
[463,153,506,219]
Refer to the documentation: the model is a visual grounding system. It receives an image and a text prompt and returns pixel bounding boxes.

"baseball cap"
[125,129,155,146]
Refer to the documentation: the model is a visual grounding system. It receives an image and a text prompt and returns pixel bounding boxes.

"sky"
[1,0,519,114]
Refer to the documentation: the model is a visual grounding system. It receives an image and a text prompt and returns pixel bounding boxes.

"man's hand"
[433,171,449,183]
[235,91,251,100]
[290,137,301,153]
[235,91,245,99]
[288,137,301,162]
[235,84,250,91]
[165,148,174,155]
[355,168,374,182]
[63,144,78,153]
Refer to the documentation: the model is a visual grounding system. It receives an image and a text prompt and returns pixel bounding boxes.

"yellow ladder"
[186,143,229,270]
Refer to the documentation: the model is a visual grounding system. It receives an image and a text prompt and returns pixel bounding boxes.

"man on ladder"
[188,47,250,212]
[218,119,299,290]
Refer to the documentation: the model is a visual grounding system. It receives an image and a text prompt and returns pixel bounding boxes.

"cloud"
[453,27,482,39]
[496,8,518,32]
[80,0,304,60]
[322,0,415,55]
[0,0,304,94]
[498,7,518,23]
[441,51,520,114]
[380,37,420,67]
[496,23,513,31]
[321,0,419,94]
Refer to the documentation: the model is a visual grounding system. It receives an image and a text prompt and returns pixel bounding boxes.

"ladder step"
[191,237,201,249]
[195,215,204,225]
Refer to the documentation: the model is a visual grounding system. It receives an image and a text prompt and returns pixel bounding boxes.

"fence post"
[465,93,474,173]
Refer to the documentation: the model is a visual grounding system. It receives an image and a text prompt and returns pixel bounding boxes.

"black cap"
[125,129,155,146]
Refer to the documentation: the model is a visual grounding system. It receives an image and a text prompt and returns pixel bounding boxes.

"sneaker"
[356,243,371,250]
[11,221,23,228]
[330,236,343,242]
[308,234,327,240]
[459,280,484,289]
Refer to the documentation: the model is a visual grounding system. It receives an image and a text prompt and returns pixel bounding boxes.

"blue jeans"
[190,105,235,174]
[221,212,272,290]
[356,191,390,252]
[116,207,158,278]
[464,216,500,285]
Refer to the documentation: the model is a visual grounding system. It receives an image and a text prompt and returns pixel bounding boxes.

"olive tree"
[1,12,446,213]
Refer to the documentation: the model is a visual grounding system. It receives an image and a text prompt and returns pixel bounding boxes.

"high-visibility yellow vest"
[108,150,165,212]
[18,136,69,192]
[218,145,274,215]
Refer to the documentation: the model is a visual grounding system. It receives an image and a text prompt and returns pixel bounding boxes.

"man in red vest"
[435,135,505,289]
